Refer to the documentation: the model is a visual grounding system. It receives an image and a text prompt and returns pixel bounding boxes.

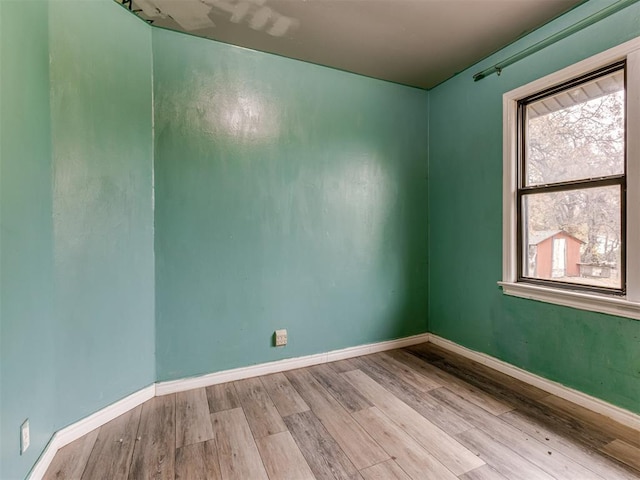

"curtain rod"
[473,0,640,82]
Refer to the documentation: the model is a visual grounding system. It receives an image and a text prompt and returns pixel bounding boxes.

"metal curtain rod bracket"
[472,0,640,82]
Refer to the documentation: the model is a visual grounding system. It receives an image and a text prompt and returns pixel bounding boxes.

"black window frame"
[516,61,627,296]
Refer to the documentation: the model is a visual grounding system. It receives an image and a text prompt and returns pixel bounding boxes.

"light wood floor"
[44,343,640,480]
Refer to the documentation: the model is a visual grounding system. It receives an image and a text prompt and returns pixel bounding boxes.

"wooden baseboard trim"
[155,333,431,396]
[428,333,640,431]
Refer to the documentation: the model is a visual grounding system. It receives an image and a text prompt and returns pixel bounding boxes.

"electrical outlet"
[275,329,287,346]
[21,419,30,455]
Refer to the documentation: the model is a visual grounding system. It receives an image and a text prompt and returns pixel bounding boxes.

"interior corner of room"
[1,0,639,478]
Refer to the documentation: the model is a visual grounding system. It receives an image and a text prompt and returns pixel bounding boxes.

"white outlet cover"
[21,419,30,454]
[275,329,287,346]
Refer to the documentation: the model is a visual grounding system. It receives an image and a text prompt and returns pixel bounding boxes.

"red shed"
[528,230,584,279]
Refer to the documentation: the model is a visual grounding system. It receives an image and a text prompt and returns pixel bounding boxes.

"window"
[501,38,640,320]
[519,63,625,293]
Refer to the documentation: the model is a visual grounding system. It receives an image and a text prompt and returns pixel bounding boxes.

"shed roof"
[528,229,585,245]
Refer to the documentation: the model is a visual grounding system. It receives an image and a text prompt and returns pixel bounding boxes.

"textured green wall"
[428,0,640,414]
[1,1,155,478]
[4,0,640,477]
[49,0,155,428]
[0,2,56,478]
[153,28,429,381]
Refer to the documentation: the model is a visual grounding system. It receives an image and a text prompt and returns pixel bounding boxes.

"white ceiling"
[117,0,585,89]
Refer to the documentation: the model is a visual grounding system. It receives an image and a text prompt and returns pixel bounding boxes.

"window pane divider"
[519,175,625,194]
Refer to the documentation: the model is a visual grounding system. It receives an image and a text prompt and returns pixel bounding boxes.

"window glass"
[525,69,624,187]
[519,65,625,293]
[521,185,622,289]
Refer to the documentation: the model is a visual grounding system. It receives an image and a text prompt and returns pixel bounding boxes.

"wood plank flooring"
[44,343,640,480]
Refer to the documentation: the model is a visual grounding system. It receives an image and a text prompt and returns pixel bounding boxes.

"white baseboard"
[27,333,428,479]
[28,331,640,479]
[28,385,155,480]
[155,333,431,396]
[428,334,640,431]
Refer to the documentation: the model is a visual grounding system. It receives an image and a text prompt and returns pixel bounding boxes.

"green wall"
[3,0,640,477]
[153,28,429,381]
[1,2,56,478]
[49,0,155,429]
[428,0,640,414]
[1,1,155,478]
[2,3,427,475]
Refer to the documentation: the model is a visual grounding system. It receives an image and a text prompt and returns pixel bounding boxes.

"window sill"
[498,281,640,321]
